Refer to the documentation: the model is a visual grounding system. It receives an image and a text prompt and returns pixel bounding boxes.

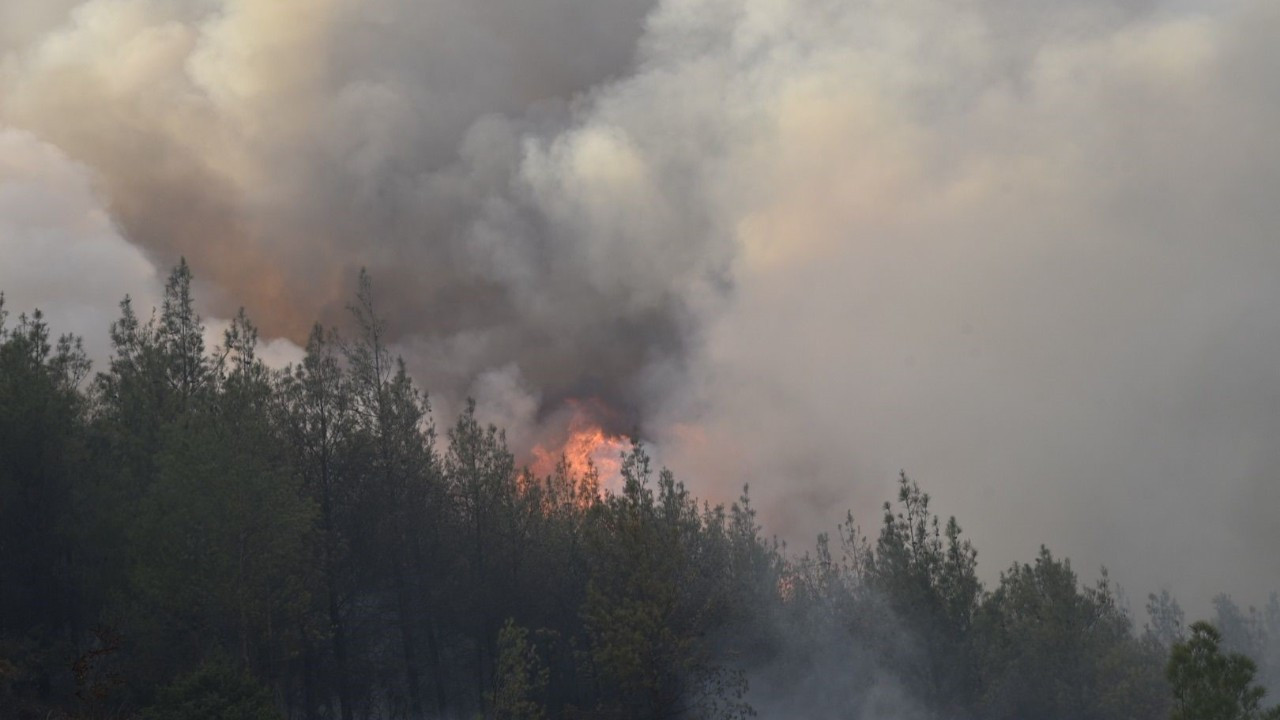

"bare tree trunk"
[394,566,425,718]
[425,618,449,716]
[325,536,355,720]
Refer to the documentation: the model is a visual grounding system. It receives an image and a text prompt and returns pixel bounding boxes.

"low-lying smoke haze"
[3,0,1279,612]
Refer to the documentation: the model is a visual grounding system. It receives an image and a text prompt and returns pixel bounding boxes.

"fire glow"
[528,402,630,493]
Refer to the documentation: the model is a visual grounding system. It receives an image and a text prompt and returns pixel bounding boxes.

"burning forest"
[3,262,1280,720]
[4,0,1280,718]
[528,399,631,494]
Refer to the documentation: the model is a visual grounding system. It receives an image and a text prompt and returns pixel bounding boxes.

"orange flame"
[529,404,630,494]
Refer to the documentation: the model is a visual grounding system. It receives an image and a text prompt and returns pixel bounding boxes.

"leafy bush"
[141,659,280,720]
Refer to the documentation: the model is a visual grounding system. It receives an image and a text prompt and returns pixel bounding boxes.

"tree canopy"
[0,264,1274,720]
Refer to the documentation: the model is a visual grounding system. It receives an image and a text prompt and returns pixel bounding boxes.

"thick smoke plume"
[4,0,1280,613]
[1,0,674,424]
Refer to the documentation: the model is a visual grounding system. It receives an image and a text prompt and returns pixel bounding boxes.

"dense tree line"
[1,262,1277,719]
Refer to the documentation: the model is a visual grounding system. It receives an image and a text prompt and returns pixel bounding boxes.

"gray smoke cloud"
[3,0,1280,615]
[0,127,159,352]
[0,0,669,424]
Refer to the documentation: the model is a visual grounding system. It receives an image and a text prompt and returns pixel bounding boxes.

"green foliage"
[140,659,281,720]
[1168,621,1280,720]
[120,299,314,691]
[580,444,754,720]
[975,549,1170,720]
[487,620,549,720]
[0,304,92,713]
[869,472,982,712]
[0,262,1269,720]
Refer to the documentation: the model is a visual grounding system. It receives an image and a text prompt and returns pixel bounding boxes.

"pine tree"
[279,324,360,720]
[0,302,92,713]
[1169,621,1280,720]
[869,472,982,713]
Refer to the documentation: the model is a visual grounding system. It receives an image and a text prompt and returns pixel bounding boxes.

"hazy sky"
[2,0,1278,614]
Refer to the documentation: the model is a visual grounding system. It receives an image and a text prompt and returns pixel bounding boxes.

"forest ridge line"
[1,260,1278,720]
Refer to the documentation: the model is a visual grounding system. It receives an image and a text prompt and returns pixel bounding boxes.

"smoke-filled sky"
[3,0,1279,613]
